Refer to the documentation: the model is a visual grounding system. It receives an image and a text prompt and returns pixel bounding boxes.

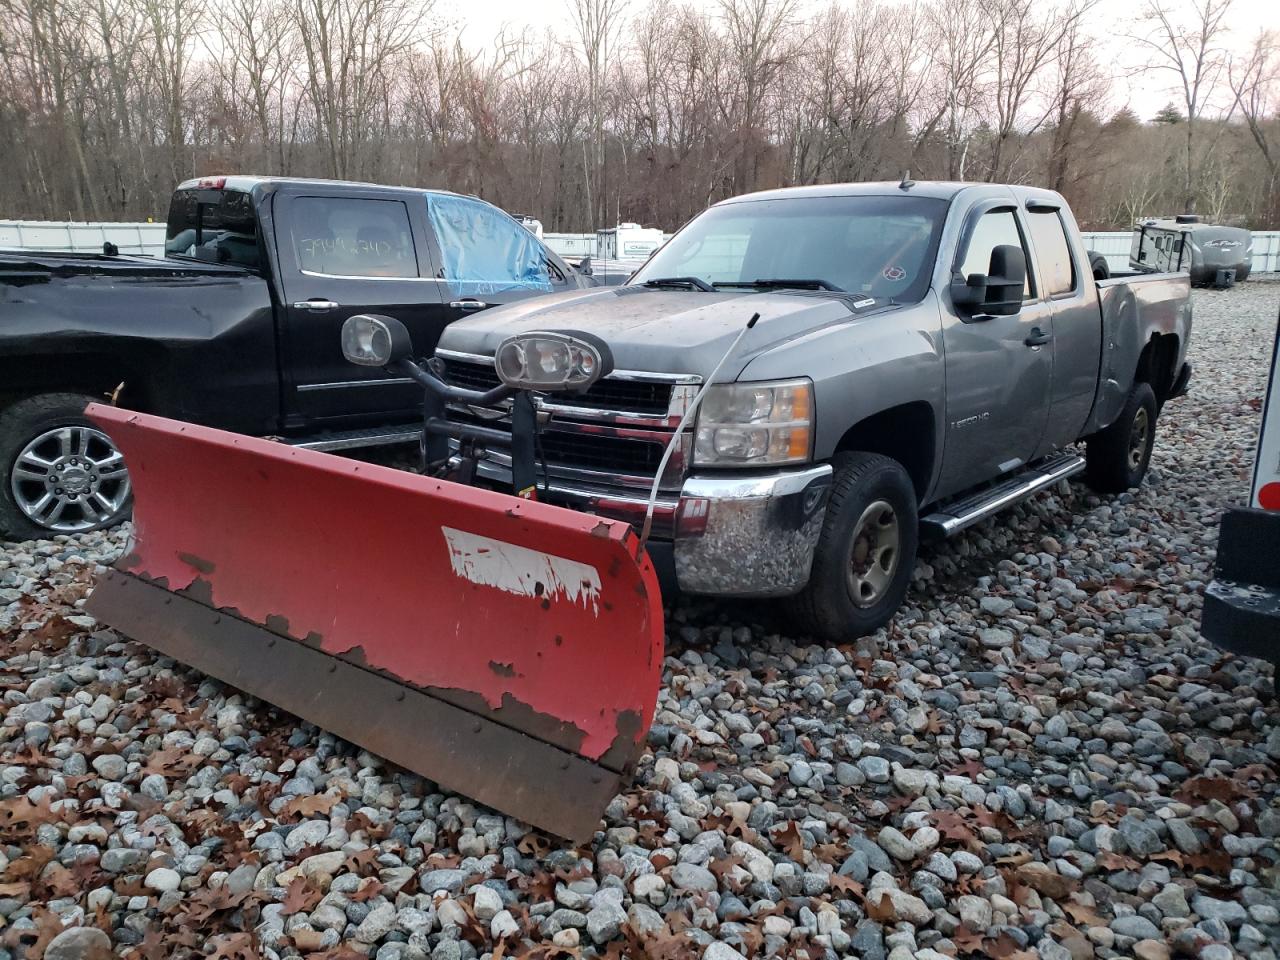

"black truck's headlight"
[693,378,814,466]
[495,332,611,392]
[341,314,412,367]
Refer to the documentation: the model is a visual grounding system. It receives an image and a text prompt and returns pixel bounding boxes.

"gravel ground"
[2,281,1278,960]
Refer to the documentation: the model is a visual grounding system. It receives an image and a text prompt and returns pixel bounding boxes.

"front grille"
[450,409,667,477]
[441,358,674,415]
[538,431,665,475]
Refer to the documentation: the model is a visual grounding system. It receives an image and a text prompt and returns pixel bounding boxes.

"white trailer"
[595,223,664,260]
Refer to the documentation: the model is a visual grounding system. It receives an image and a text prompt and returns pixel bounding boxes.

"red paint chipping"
[86,403,664,761]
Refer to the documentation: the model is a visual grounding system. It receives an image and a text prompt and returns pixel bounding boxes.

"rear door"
[1025,202,1102,454]
[938,201,1054,496]
[421,193,573,325]
[275,191,448,424]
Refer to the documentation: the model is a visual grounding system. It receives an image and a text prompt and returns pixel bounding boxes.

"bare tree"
[1045,13,1109,194]
[1229,30,1279,194]
[567,0,628,225]
[984,0,1095,182]
[1132,0,1233,213]
[0,0,1277,231]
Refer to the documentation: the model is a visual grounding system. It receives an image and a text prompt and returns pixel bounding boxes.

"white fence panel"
[1079,232,1131,274]
[544,233,596,258]
[545,231,675,260]
[0,220,166,256]
[1253,232,1280,274]
[3,220,1275,273]
[1081,229,1280,275]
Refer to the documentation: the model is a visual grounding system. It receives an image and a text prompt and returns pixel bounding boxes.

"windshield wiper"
[714,278,844,292]
[641,276,714,292]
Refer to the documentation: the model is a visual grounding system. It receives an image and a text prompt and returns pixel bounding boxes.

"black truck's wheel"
[791,452,918,644]
[0,394,132,541]
[1085,382,1157,494]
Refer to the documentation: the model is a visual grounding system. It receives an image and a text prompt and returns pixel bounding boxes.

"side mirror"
[951,244,1025,318]
[341,314,413,367]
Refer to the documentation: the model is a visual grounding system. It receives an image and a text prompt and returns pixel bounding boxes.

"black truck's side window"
[291,198,418,279]
[1027,210,1077,296]
[960,209,1034,300]
[424,194,553,296]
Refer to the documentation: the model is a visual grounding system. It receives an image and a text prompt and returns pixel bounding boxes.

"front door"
[276,193,448,424]
[937,205,1053,498]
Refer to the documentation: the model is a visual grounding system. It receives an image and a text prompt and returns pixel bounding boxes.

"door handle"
[449,299,489,311]
[1024,327,1053,347]
[293,299,340,312]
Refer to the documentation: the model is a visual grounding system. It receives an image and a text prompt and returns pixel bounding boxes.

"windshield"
[631,194,948,301]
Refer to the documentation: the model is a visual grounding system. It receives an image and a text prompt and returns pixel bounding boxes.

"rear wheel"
[1085,382,1157,493]
[0,394,132,541]
[791,452,918,644]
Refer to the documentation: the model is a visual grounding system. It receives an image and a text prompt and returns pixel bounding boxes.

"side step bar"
[284,424,421,453]
[921,451,1086,539]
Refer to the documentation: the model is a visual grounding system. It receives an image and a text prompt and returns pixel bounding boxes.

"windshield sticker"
[852,297,876,308]
[882,265,907,282]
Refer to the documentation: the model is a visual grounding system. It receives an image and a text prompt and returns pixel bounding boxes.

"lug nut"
[55,488,63,495]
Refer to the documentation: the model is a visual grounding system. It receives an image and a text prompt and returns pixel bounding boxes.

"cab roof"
[174,175,471,202]
[717,180,1066,207]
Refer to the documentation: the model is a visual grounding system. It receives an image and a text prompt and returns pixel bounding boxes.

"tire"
[1089,252,1110,281]
[790,452,919,644]
[1085,382,1157,494]
[0,394,132,541]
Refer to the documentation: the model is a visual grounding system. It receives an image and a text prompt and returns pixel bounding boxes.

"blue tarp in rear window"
[426,194,552,295]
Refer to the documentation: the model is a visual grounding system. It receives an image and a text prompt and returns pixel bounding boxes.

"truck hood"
[437,286,876,381]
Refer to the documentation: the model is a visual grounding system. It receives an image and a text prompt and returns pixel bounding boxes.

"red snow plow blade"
[83,404,664,842]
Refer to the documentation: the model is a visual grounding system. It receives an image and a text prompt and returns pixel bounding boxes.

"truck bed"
[1088,271,1191,433]
[0,250,250,282]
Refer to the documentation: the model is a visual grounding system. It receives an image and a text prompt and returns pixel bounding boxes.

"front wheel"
[1085,382,1157,494]
[790,452,918,644]
[0,394,132,541]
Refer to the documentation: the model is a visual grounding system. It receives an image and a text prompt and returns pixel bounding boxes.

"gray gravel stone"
[44,927,112,960]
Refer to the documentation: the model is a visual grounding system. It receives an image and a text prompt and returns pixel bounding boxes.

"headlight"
[495,331,611,392]
[694,378,813,466]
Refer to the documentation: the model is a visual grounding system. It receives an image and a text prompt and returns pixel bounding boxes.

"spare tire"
[1089,251,1110,281]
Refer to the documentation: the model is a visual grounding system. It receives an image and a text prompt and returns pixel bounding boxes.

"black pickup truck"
[0,176,585,540]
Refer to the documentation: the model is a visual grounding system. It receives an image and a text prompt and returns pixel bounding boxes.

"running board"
[284,424,421,452]
[920,452,1086,539]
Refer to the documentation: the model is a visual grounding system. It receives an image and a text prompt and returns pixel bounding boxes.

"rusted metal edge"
[127,568,640,773]
[86,570,621,843]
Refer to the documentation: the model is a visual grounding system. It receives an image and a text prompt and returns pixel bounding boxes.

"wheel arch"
[1133,333,1181,404]
[0,355,156,418]
[833,401,936,502]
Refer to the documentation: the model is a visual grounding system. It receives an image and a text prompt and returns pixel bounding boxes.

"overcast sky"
[436,0,1280,122]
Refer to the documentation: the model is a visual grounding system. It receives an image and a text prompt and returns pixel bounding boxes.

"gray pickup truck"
[432,181,1193,641]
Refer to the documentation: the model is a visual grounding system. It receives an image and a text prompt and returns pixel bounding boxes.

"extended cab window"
[425,194,554,295]
[1027,210,1076,295]
[165,189,262,269]
[291,197,417,278]
[959,209,1034,300]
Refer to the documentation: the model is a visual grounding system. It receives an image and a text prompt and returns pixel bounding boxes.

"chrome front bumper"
[475,459,833,597]
[673,466,833,596]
